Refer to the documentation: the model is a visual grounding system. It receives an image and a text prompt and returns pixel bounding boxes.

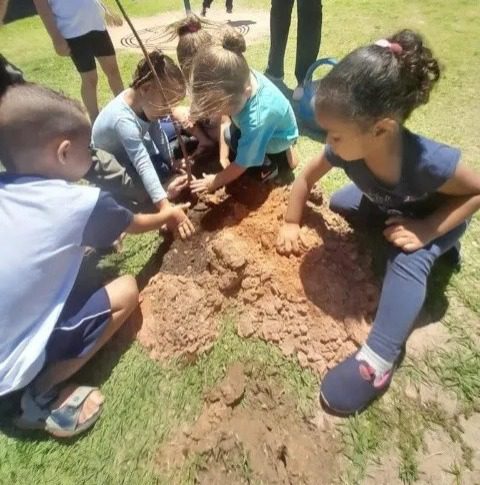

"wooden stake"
[114,0,193,182]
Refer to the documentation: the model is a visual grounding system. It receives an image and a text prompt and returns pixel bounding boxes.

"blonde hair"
[191,28,249,119]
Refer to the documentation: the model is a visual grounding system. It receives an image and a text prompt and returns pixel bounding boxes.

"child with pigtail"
[277,30,480,415]
[166,14,224,161]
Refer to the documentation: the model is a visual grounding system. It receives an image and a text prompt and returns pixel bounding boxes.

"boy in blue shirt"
[0,79,194,437]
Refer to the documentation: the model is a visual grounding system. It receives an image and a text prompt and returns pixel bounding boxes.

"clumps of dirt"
[139,273,224,361]
[157,363,339,484]
[138,179,378,372]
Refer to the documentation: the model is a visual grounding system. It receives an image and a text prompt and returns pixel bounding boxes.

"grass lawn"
[0,0,479,483]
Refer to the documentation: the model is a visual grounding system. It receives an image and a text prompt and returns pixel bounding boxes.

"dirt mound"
[138,180,378,372]
[157,363,339,484]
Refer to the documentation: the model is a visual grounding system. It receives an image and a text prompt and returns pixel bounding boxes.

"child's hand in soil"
[384,216,434,252]
[276,222,304,256]
[190,173,215,194]
[163,203,195,240]
[167,174,189,200]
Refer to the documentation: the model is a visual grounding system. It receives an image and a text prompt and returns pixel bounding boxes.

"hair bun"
[177,15,202,36]
[222,28,246,55]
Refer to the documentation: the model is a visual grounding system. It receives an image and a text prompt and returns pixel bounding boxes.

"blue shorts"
[44,284,112,364]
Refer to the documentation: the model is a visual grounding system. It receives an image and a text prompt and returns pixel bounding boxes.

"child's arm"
[384,164,480,252]
[219,117,231,169]
[115,119,169,209]
[32,0,70,56]
[277,151,332,255]
[190,162,246,194]
[127,202,195,239]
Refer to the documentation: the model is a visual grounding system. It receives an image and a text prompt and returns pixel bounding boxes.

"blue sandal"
[14,386,103,438]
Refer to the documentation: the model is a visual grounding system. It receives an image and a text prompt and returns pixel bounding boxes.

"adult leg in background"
[295,0,323,85]
[265,0,295,80]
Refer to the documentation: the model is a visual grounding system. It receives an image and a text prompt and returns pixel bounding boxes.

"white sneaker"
[292,85,304,101]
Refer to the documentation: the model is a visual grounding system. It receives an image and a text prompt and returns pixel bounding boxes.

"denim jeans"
[330,183,467,362]
[265,0,322,85]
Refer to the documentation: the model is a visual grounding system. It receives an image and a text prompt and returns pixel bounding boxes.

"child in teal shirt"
[190,28,299,194]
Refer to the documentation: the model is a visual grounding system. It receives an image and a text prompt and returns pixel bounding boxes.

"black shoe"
[442,242,462,267]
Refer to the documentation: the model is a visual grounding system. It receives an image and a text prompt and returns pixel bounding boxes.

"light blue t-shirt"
[92,90,171,203]
[231,71,298,168]
[0,174,132,396]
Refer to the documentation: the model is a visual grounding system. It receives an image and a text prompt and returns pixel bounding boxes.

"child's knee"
[106,275,139,312]
[388,247,436,281]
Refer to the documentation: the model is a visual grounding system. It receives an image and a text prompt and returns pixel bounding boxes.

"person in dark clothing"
[265,0,322,101]
[201,0,233,16]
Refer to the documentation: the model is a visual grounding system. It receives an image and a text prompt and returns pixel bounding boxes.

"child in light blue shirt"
[92,51,190,209]
[0,79,194,438]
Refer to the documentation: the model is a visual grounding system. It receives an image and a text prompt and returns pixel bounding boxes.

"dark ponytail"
[0,54,25,98]
[166,14,214,77]
[130,50,186,100]
[315,29,441,125]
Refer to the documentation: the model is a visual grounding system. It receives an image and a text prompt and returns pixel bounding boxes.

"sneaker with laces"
[320,353,394,416]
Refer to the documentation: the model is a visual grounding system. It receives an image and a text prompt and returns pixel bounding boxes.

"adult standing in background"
[265,0,322,101]
[33,0,124,122]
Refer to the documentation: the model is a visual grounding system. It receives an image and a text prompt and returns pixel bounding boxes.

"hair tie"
[375,39,403,55]
[178,24,200,36]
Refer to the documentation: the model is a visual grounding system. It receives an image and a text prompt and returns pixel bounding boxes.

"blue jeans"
[330,184,467,362]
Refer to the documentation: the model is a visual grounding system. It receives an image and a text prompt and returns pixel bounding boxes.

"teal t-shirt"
[231,71,298,168]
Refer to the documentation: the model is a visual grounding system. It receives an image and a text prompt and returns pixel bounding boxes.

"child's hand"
[163,203,195,240]
[167,174,189,200]
[53,37,70,56]
[190,173,215,194]
[276,222,303,256]
[384,216,434,252]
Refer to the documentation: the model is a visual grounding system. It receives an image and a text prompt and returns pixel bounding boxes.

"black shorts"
[66,30,115,73]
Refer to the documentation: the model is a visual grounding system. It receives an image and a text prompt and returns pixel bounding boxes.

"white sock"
[356,345,393,376]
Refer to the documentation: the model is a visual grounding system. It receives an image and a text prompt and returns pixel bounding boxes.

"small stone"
[237,318,255,338]
[280,338,296,357]
[297,351,309,368]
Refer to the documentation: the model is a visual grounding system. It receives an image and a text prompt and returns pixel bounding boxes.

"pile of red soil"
[157,363,339,484]
[138,180,378,374]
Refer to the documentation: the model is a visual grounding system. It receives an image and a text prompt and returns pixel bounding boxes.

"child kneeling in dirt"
[167,14,220,161]
[189,28,299,195]
[277,30,480,415]
[0,79,194,438]
[91,51,193,228]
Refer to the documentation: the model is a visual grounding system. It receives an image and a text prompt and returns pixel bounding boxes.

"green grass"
[1,0,479,483]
